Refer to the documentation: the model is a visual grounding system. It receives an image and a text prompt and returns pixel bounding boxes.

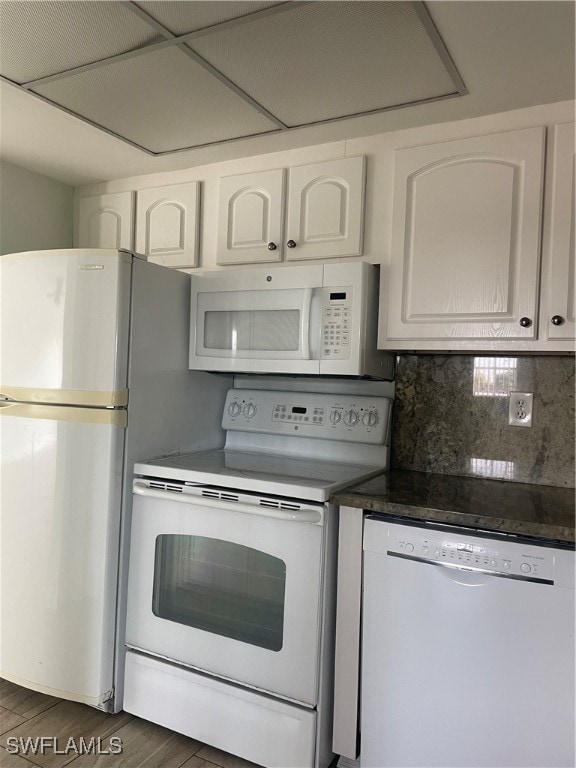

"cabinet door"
[77,192,134,250]
[540,123,575,343]
[285,157,365,261]
[385,128,545,344]
[217,169,284,265]
[136,182,200,269]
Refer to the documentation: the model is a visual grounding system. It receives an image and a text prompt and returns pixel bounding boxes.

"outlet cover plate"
[508,392,533,427]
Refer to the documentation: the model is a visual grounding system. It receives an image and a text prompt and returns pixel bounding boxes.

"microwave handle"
[301,287,313,360]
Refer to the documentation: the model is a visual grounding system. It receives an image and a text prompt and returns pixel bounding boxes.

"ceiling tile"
[32,46,279,154]
[0,1,162,84]
[190,1,461,127]
[135,1,282,35]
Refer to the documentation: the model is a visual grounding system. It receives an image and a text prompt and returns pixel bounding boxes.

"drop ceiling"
[0,1,574,186]
[0,1,464,155]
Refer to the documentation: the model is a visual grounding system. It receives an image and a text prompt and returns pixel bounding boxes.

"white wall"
[0,160,74,256]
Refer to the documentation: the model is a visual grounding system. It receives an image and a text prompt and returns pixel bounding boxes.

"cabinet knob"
[267,242,277,251]
[551,315,565,326]
[286,240,297,248]
[519,317,532,328]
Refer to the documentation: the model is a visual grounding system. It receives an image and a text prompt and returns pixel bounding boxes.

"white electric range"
[123,388,391,768]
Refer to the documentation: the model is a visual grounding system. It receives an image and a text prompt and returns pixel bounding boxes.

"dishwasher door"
[361,518,575,768]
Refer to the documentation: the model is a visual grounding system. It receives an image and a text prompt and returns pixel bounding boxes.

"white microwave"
[189,262,394,378]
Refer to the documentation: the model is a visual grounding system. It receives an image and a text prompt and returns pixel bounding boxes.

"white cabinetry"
[540,123,575,343]
[380,124,575,352]
[217,169,285,265]
[285,158,365,261]
[78,192,134,250]
[217,157,365,265]
[135,182,200,269]
[381,127,545,349]
[77,184,200,269]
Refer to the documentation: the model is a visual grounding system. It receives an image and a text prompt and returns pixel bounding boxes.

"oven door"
[126,482,326,706]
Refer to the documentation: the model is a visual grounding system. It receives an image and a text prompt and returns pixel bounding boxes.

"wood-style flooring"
[0,680,261,768]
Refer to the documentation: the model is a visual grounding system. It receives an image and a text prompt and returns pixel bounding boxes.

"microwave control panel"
[223,389,391,444]
[321,287,352,359]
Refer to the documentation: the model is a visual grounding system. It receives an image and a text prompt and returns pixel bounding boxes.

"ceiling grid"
[0,0,466,156]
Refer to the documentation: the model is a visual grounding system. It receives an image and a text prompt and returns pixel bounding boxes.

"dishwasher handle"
[133,481,323,524]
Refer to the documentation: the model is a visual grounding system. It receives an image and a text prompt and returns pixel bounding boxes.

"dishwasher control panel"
[385,526,555,582]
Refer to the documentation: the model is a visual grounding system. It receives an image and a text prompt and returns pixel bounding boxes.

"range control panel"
[387,527,555,582]
[223,389,391,445]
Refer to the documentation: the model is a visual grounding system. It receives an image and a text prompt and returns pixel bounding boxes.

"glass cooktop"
[134,448,384,502]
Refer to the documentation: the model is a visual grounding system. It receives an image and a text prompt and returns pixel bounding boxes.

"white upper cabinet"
[216,157,365,265]
[540,123,575,343]
[285,157,365,261]
[217,169,285,265]
[136,182,200,269]
[78,192,134,250]
[382,127,545,348]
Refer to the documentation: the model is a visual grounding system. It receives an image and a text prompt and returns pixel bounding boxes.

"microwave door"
[192,287,320,374]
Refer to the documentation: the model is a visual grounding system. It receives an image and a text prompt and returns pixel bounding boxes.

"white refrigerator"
[0,249,230,711]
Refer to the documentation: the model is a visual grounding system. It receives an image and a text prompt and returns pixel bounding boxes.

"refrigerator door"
[0,249,132,407]
[0,402,126,707]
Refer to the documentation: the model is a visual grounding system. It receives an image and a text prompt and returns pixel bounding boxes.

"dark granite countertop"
[332,469,575,544]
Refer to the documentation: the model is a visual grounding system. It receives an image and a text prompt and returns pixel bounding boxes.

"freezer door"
[0,249,131,406]
[0,403,125,707]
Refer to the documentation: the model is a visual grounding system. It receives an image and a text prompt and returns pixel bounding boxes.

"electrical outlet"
[508,392,533,427]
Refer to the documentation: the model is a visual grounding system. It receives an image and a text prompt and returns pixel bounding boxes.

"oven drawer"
[124,650,316,768]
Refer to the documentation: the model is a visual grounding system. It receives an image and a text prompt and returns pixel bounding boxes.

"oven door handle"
[133,482,323,524]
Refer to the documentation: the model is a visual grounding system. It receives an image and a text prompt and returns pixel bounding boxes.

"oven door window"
[152,535,286,652]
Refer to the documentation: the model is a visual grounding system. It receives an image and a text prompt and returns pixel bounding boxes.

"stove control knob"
[343,409,359,426]
[404,542,414,553]
[228,401,241,417]
[244,403,257,419]
[362,410,379,427]
[330,410,342,424]
[520,562,531,574]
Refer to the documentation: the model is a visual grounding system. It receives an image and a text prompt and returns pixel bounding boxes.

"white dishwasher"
[361,517,575,768]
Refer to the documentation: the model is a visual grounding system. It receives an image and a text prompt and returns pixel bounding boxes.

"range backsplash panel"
[392,355,575,488]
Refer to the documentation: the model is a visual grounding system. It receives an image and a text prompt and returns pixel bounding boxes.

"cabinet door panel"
[285,157,365,260]
[541,123,575,342]
[78,192,134,250]
[405,160,515,317]
[217,169,284,265]
[136,182,200,269]
[386,128,544,343]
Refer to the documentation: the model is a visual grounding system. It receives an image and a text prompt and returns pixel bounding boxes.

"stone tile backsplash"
[392,355,575,488]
